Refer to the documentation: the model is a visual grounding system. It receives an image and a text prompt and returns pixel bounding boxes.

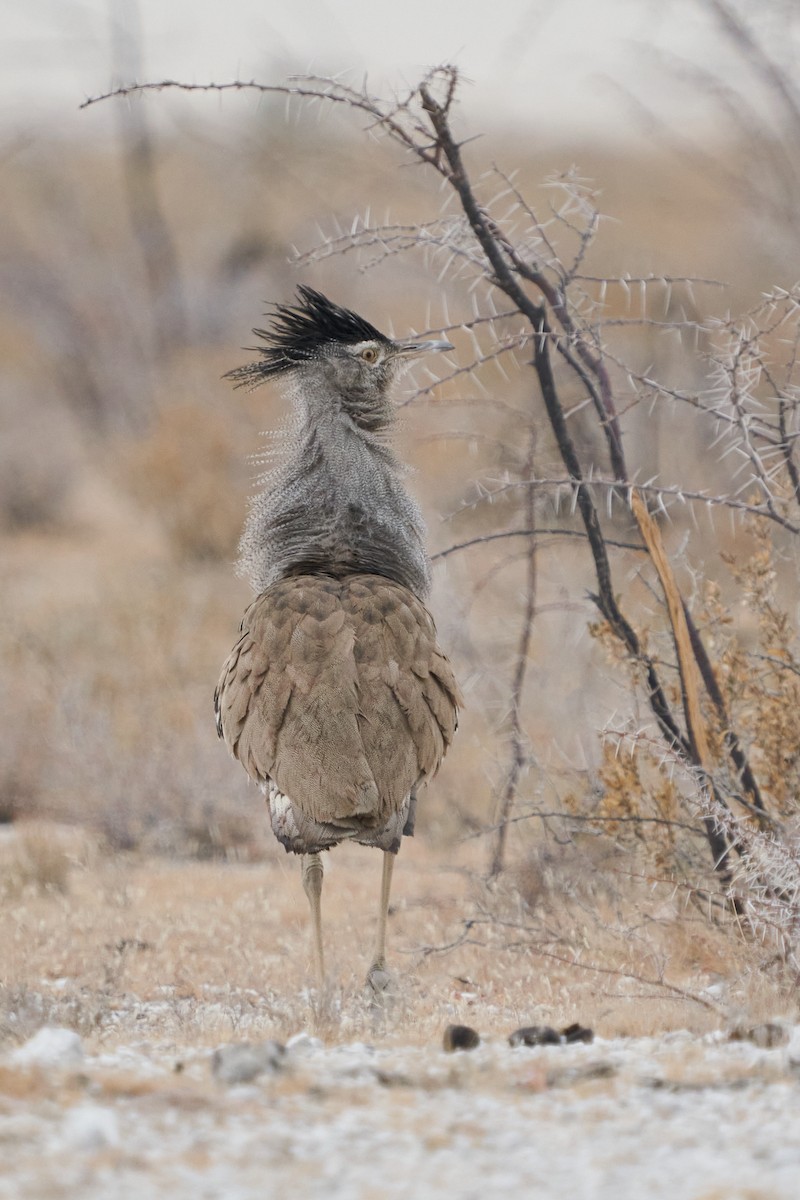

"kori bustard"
[214,286,460,990]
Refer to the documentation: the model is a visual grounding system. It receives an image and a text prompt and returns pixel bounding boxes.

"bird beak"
[392,337,454,358]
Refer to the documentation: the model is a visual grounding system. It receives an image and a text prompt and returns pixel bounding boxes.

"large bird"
[214,286,461,990]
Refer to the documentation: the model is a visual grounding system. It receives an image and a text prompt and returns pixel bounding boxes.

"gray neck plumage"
[237,373,432,600]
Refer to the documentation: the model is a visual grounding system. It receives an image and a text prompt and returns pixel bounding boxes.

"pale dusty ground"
[1,1024,799,1199]
[1,824,799,1198]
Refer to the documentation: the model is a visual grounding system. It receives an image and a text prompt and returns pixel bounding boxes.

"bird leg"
[366,850,395,993]
[301,853,325,987]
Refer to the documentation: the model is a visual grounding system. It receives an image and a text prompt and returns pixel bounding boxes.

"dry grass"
[0,821,95,900]
[0,823,793,1054]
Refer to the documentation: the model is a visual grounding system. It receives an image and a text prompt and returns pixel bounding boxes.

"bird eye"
[360,346,379,364]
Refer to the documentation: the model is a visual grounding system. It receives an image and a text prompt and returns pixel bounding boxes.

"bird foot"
[365,962,393,997]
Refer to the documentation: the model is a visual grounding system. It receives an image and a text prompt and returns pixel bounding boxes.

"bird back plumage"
[214,574,461,853]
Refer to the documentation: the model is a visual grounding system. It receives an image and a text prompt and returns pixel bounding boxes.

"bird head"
[226,286,452,431]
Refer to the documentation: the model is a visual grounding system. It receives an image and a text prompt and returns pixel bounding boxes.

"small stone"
[508,1025,561,1048]
[211,1040,286,1085]
[443,1024,480,1052]
[730,1022,789,1049]
[561,1023,594,1044]
[61,1105,119,1152]
[285,1032,323,1054]
[11,1027,84,1070]
[548,1061,616,1087]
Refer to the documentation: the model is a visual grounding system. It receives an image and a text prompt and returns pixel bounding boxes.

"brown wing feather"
[215,574,461,830]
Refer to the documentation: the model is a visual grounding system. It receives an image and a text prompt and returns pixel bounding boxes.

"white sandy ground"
[1,1023,799,1199]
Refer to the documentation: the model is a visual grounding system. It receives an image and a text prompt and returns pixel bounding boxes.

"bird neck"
[237,401,432,599]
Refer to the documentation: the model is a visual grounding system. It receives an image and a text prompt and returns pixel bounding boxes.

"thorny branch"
[415,79,696,818]
[418,916,724,1013]
[489,425,537,878]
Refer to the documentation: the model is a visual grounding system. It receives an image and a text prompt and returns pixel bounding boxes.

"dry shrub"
[0,391,79,531]
[715,536,800,813]
[573,523,800,974]
[514,833,623,916]
[0,672,51,827]
[0,983,106,1046]
[0,822,100,902]
[122,402,243,562]
[1,536,265,859]
[6,826,71,895]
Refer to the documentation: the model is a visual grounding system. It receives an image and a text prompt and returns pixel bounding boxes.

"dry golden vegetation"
[0,823,770,1049]
[3,81,800,1044]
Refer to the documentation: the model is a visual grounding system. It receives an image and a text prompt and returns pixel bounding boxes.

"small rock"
[11,1027,84,1070]
[61,1104,119,1152]
[443,1024,480,1053]
[211,1040,286,1085]
[730,1022,789,1049]
[548,1061,616,1087]
[561,1023,594,1044]
[286,1032,323,1054]
[508,1025,561,1048]
[509,1023,595,1047]
[340,1041,376,1056]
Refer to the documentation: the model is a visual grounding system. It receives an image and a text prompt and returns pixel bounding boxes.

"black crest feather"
[226,286,390,388]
